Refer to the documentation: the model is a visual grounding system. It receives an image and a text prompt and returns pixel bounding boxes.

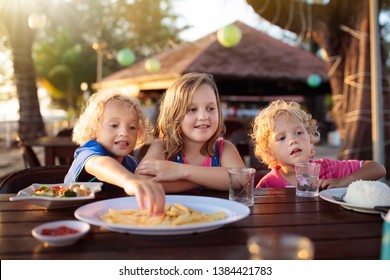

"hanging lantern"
[145,58,161,73]
[217,24,242,48]
[307,74,322,88]
[318,48,328,60]
[116,48,135,66]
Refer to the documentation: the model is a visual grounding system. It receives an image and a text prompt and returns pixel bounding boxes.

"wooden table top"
[0,188,384,260]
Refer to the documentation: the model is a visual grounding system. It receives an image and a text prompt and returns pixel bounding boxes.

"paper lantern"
[145,58,161,73]
[307,74,322,88]
[318,48,328,60]
[116,48,135,66]
[217,24,242,48]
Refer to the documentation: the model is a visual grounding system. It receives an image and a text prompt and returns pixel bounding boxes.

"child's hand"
[136,159,185,181]
[318,177,352,190]
[123,179,165,216]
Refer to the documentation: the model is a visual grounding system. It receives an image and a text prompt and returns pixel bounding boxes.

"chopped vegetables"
[32,184,91,198]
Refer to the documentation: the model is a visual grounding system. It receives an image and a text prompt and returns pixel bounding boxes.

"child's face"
[181,84,219,145]
[95,99,139,161]
[268,114,312,168]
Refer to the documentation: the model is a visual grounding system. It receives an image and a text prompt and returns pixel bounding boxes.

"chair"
[15,136,41,168]
[0,165,70,193]
[132,144,150,161]
[56,128,74,165]
[19,144,41,168]
[254,168,270,186]
[56,127,73,137]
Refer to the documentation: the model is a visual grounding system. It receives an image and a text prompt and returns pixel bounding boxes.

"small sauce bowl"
[32,220,90,247]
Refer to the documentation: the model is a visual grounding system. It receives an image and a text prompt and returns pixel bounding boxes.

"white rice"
[344,180,390,208]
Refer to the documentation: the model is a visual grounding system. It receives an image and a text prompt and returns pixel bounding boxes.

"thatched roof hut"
[99,21,328,93]
[98,21,330,122]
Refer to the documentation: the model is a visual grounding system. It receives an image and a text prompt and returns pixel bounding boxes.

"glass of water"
[228,167,255,206]
[295,162,321,197]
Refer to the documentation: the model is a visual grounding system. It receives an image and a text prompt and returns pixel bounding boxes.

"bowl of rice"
[344,180,390,208]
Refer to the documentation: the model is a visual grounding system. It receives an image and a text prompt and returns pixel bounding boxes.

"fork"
[332,192,346,202]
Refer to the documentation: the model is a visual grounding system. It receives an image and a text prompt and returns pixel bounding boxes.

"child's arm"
[135,140,202,192]
[85,155,165,215]
[318,160,387,189]
[136,140,246,192]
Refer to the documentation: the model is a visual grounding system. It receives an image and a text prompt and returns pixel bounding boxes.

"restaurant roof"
[98,21,328,91]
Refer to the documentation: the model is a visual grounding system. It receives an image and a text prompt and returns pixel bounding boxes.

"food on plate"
[40,226,80,236]
[100,203,226,226]
[344,180,390,208]
[33,184,91,198]
[68,184,92,196]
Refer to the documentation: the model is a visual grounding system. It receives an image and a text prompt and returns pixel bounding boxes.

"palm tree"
[1,0,186,142]
[0,1,46,141]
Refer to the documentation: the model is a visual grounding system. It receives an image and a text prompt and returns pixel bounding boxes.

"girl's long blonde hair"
[157,73,225,159]
[250,100,320,168]
[72,90,149,149]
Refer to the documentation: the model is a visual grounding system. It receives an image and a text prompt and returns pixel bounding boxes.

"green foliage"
[33,28,89,114]
[32,0,187,116]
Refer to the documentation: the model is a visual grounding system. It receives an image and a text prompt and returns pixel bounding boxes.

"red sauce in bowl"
[41,226,80,236]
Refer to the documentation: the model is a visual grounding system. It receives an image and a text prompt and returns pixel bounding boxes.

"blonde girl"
[136,73,245,193]
[65,90,165,215]
[251,99,386,189]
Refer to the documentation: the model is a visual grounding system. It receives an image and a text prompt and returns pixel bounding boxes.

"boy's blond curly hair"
[250,100,320,168]
[72,90,149,149]
[157,72,226,160]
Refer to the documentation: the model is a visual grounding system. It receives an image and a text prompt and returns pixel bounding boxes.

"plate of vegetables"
[9,182,102,209]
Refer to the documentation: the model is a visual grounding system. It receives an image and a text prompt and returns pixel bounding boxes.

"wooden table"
[0,188,384,260]
[24,136,77,166]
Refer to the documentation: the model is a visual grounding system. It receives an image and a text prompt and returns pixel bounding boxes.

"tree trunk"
[247,0,390,173]
[0,2,46,141]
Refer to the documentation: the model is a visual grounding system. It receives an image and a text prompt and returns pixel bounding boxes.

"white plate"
[319,187,380,214]
[9,182,102,209]
[74,195,250,235]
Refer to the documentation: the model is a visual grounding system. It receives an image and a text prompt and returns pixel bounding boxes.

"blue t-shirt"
[64,140,139,191]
